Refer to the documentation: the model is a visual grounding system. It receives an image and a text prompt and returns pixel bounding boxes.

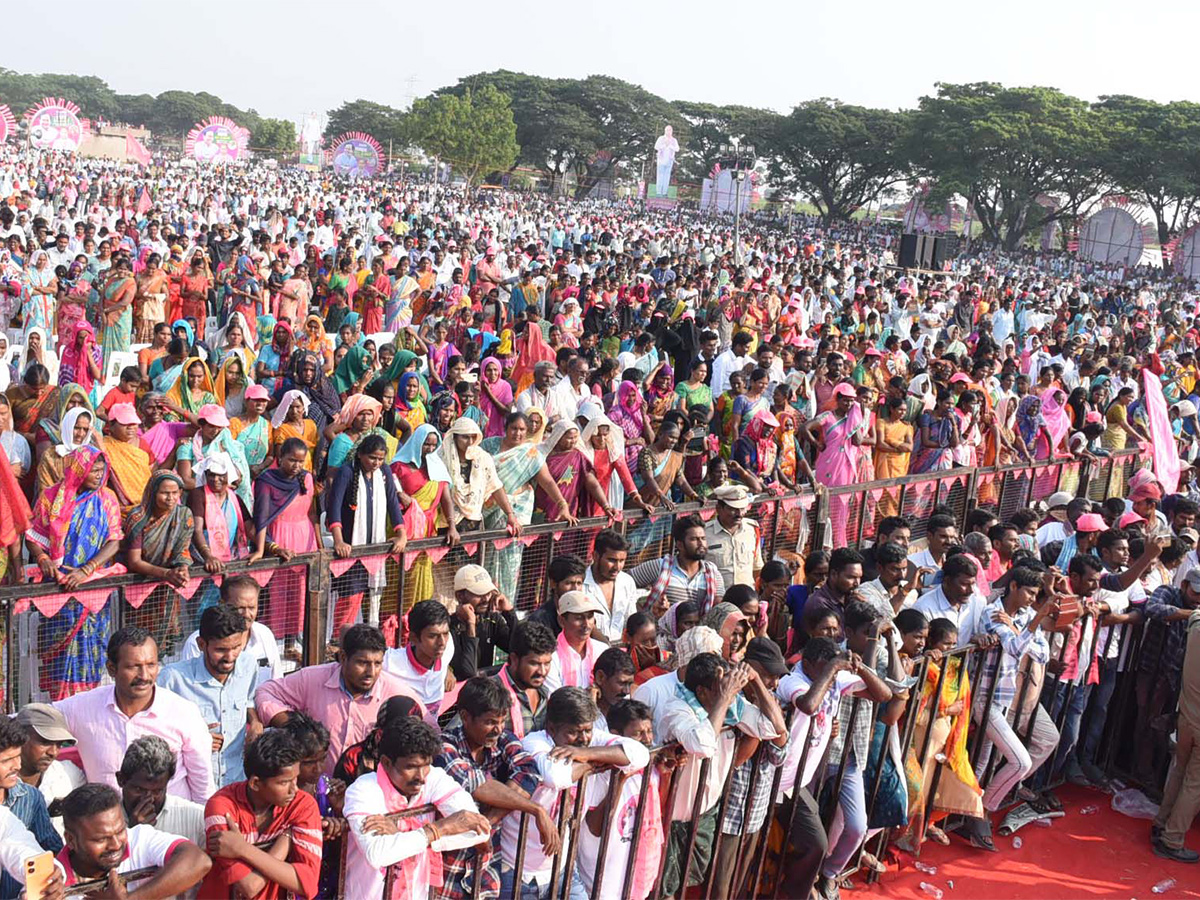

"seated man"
[56,628,214,803]
[489,620,555,738]
[256,624,425,773]
[116,736,205,847]
[447,565,517,680]
[543,591,610,693]
[383,600,455,714]
[15,704,84,837]
[0,715,61,898]
[201,729,323,900]
[159,605,264,787]
[344,717,491,900]
[181,573,284,680]
[434,677,559,900]
[58,783,211,896]
[498,687,649,900]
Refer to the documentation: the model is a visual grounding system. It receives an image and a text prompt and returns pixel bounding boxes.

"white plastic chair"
[1,343,21,368]
[130,342,150,355]
[367,331,396,348]
[102,351,139,395]
[205,317,219,340]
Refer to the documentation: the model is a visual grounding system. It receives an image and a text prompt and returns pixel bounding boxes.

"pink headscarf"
[1038,387,1070,457]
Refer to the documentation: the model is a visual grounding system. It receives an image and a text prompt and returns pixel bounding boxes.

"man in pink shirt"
[255,624,426,774]
[55,628,214,804]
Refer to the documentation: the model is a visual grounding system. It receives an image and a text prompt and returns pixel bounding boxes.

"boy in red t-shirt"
[201,729,323,900]
[96,367,142,422]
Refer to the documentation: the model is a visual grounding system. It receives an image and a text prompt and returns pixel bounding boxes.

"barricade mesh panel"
[999,471,1031,520]
[21,591,117,704]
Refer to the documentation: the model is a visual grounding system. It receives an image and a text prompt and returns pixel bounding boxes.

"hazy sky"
[4,0,1197,126]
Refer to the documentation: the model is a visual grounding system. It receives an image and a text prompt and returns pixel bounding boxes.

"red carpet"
[860,785,1200,900]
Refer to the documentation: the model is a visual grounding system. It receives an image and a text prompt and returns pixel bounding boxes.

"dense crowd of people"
[0,143,1196,899]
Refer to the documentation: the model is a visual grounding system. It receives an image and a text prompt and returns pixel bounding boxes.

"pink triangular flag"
[403,553,419,571]
[781,497,800,512]
[493,538,513,551]
[520,535,539,547]
[425,546,450,565]
[13,599,28,615]
[123,581,158,610]
[73,588,112,615]
[330,558,358,578]
[800,494,816,510]
[699,508,717,521]
[461,543,479,557]
[362,555,387,578]
[33,593,72,619]
[246,568,275,587]
[177,579,207,601]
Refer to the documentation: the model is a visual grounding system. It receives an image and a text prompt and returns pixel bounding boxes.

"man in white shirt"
[632,626,724,743]
[582,530,638,642]
[543,592,610,694]
[498,687,647,899]
[180,573,284,678]
[1035,493,1079,548]
[710,332,754,394]
[343,717,490,900]
[550,355,591,422]
[383,600,456,714]
[914,554,992,649]
[515,362,560,419]
[658,653,782,899]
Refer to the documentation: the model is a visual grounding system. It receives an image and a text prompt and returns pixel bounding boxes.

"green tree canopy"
[323,99,407,148]
[405,85,519,186]
[765,100,910,222]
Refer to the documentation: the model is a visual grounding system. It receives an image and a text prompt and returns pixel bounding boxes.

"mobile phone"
[24,851,55,900]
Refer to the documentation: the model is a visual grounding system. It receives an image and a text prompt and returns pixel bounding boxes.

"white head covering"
[271,389,310,429]
[577,412,624,463]
[17,326,59,384]
[56,406,95,457]
[213,310,258,352]
[194,449,241,486]
[439,416,484,476]
[539,418,579,457]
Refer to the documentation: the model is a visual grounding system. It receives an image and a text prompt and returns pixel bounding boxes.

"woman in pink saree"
[1034,386,1071,497]
[807,383,864,547]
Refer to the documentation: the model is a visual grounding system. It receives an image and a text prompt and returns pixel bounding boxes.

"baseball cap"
[15,703,75,744]
[1180,528,1200,545]
[833,382,857,398]
[453,564,496,595]
[1075,513,1107,533]
[1118,511,1146,528]
[713,484,752,510]
[197,403,230,428]
[1183,568,1200,590]
[744,637,787,676]
[556,590,607,616]
[1046,491,1073,511]
[109,402,141,426]
[245,384,269,401]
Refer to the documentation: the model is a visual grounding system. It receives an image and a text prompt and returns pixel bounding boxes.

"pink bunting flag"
[123,581,159,610]
[246,569,276,587]
[492,538,514,551]
[800,494,816,510]
[362,555,388,578]
[699,507,717,521]
[425,546,451,565]
[520,535,540,547]
[330,558,359,578]
[403,553,419,572]
[13,599,28,615]
[781,497,800,512]
[461,543,479,557]
[33,593,73,619]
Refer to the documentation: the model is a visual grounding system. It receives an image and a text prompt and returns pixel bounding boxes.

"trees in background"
[9,65,1200,245]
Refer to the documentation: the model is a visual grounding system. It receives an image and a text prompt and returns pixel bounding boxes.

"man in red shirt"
[201,730,323,900]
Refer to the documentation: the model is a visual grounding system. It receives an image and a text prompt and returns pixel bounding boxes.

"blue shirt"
[0,780,62,898]
[157,651,264,787]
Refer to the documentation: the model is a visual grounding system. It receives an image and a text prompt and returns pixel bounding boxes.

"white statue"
[654,125,679,197]
[301,113,323,157]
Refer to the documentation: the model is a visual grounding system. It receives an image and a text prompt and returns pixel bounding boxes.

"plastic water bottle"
[1151,879,1176,894]
[915,862,938,874]
[1079,805,1099,815]
[1012,836,1023,848]
[920,883,944,899]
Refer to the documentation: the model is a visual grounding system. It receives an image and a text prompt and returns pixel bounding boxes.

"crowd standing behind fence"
[0,144,1198,898]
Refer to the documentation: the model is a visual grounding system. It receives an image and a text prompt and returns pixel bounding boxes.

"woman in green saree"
[479,411,575,601]
[123,471,194,656]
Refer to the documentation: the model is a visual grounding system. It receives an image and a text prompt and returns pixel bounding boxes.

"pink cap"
[197,403,230,428]
[244,384,269,401]
[1075,513,1107,533]
[109,402,141,426]
[1085,411,1103,424]
[864,347,882,357]
[949,373,971,384]
[833,382,857,398]
[1118,511,1146,528]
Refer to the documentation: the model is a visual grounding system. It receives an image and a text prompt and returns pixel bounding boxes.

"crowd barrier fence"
[0,447,1166,899]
